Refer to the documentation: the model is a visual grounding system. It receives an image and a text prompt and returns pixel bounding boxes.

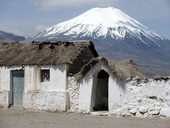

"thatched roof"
[75,57,145,81]
[0,41,98,66]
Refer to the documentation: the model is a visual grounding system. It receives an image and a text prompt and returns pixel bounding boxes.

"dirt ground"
[0,108,170,128]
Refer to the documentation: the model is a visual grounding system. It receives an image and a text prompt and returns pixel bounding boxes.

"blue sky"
[0,0,170,38]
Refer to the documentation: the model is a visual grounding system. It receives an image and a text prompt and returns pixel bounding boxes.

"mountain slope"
[34,7,170,76]
[0,30,25,42]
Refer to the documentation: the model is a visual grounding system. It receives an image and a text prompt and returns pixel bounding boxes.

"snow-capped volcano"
[35,7,170,76]
[35,7,162,46]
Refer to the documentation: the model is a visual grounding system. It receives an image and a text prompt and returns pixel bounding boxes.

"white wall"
[40,65,67,91]
[79,75,93,112]
[109,77,125,111]
[24,65,69,111]
[78,62,123,112]
[0,65,69,111]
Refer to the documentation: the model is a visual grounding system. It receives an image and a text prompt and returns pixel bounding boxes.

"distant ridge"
[0,30,25,42]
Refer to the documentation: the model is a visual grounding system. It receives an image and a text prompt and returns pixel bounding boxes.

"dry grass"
[0,41,98,66]
[75,57,145,81]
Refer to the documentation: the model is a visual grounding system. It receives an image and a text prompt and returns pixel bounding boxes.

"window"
[41,69,50,82]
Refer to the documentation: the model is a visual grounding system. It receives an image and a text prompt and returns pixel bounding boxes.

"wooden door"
[11,70,24,106]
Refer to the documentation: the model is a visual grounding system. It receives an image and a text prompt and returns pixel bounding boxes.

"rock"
[147,96,157,100]
[139,107,148,113]
[154,75,169,81]
[126,77,132,82]
[112,109,123,116]
[129,108,137,115]
[154,75,162,81]
[143,79,149,83]
[143,113,149,118]
[162,76,169,81]
[127,105,134,110]
[148,110,159,115]
[160,108,170,117]
[136,112,143,118]
[122,110,133,117]
[136,98,141,102]
[91,111,109,116]
[148,106,161,111]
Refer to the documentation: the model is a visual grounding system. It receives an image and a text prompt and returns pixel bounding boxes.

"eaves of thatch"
[75,57,145,81]
[0,41,98,66]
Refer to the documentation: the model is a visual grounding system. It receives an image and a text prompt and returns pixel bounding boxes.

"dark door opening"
[93,70,109,111]
[11,70,24,107]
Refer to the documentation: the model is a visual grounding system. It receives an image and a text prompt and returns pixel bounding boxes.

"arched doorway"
[92,70,109,111]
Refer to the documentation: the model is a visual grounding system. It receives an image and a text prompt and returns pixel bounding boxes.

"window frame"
[40,69,50,82]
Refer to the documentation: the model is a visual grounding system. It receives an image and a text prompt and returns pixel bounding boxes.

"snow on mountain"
[35,7,163,46]
[0,30,25,42]
[34,7,170,76]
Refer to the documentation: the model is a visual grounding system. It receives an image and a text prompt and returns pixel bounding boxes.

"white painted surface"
[109,77,125,111]
[25,66,40,91]
[23,65,69,111]
[0,91,9,108]
[0,67,11,91]
[0,65,69,111]
[78,62,124,112]
[79,76,93,112]
[40,65,67,91]
[24,90,68,111]
[160,108,170,117]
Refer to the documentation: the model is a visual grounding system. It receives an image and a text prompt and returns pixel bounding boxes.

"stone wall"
[111,77,170,118]
[68,77,80,112]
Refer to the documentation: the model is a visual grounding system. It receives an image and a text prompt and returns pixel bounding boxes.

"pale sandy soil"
[0,108,170,128]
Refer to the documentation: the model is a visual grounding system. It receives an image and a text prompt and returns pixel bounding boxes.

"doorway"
[10,70,24,107]
[93,70,109,111]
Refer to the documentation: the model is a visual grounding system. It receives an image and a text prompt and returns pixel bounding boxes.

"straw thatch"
[75,57,145,81]
[0,41,98,66]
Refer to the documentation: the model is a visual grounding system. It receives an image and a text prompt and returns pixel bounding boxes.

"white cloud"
[35,24,49,32]
[32,0,120,10]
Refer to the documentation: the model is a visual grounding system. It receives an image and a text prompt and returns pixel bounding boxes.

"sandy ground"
[0,108,170,128]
